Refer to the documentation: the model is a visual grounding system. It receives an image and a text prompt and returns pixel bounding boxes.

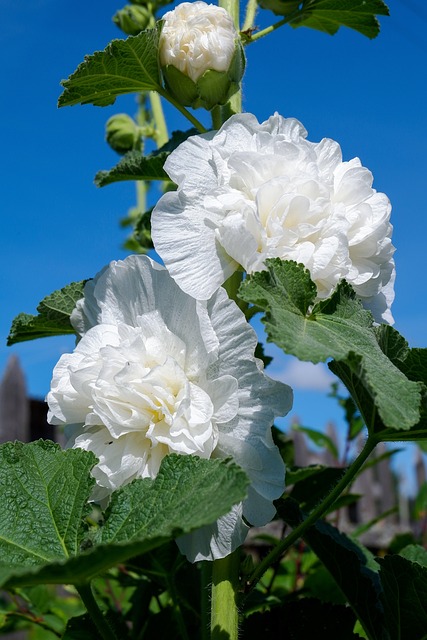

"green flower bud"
[113,5,155,36]
[159,2,246,111]
[106,114,141,155]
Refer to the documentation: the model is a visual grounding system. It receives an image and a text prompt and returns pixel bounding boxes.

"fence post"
[0,356,29,443]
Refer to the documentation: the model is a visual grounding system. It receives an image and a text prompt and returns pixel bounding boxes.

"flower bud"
[106,114,141,154]
[159,2,245,110]
[113,5,155,36]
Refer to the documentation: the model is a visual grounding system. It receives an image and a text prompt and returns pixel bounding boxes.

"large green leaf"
[95,129,198,187]
[379,553,427,640]
[332,325,427,441]
[0,442,249,589]
[95,150,169,187]
[7,280,86,345]
[240,259,422,432]
[258,0,389,39]
[0,441,95,572]
[58,29,161,108]
[278,497,386,640]
[287,466,345,511]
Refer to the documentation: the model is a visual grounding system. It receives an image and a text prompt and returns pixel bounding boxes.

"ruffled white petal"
[159,2,238,83]
[48,255,291,561]
[151,112,395,323]
[177,503,249,562]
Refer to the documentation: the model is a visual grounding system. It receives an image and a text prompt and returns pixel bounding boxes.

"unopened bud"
[113,5,155,36]
[106,114,141,154]
[159,2,245,110]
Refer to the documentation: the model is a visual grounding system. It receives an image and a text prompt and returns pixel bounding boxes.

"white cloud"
[270,359,335,392]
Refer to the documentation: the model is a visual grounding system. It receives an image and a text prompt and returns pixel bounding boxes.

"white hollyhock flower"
[158,2,245,110]
[47,255,292,562]
[159,2,238,82]
[151,113,396,323]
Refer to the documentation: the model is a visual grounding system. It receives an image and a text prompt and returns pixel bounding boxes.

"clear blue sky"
[1,0,426,476]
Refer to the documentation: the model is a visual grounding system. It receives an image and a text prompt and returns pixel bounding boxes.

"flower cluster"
[152,113,395,323]
[47,1,396,563]
[48,256,292,561]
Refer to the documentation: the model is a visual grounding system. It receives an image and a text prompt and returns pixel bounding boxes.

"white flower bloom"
[159,2,238,82]
[151,113,396,323]
[47,255,292,562]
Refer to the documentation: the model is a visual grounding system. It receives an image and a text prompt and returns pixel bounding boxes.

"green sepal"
[162,65,199,107]
[161,38,246,110]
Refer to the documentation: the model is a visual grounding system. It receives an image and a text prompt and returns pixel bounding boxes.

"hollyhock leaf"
[258,0,389,39]
[96,454,248,544]
[95,150,169,187]
[0,441,96,581]
[7,281,86,345]
[95,129,197,187]
[240,259,422,431]
[399,544,427,568]
[379,554,427,640]
[278,497,385,640]
[58,29,161,108]
[288,466,345,511]
[333,325,427,440]
[0,447,248,589]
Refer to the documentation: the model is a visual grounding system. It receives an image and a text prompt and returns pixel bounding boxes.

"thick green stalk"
[149,91,169,148]
[246,435,379,592]
[211,552,240,640]
[242,0,258,32]
[209,4,243,639]
[244,16,292,45]
[201,562,212,640]
[223,270,248,314]
[211,105,223,130]
[76,583,119,640]
[219,0,242,116]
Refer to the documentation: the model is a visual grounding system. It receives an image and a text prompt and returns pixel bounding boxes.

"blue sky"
[1,0,427,476]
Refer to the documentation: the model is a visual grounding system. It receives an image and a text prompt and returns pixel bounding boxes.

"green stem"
[76,583,119,640]
[149,91,169,148]
[211,552,240,640]
[158,88,207,133]
[244,16,292,45]
[219,0,239,29]
[211,105,223,130]
[201,561,212,640]
[242,0,258,32]
[165,576,190,640]
[219,0,242,116]
[246,435,379,593]
[223,270,248,313]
